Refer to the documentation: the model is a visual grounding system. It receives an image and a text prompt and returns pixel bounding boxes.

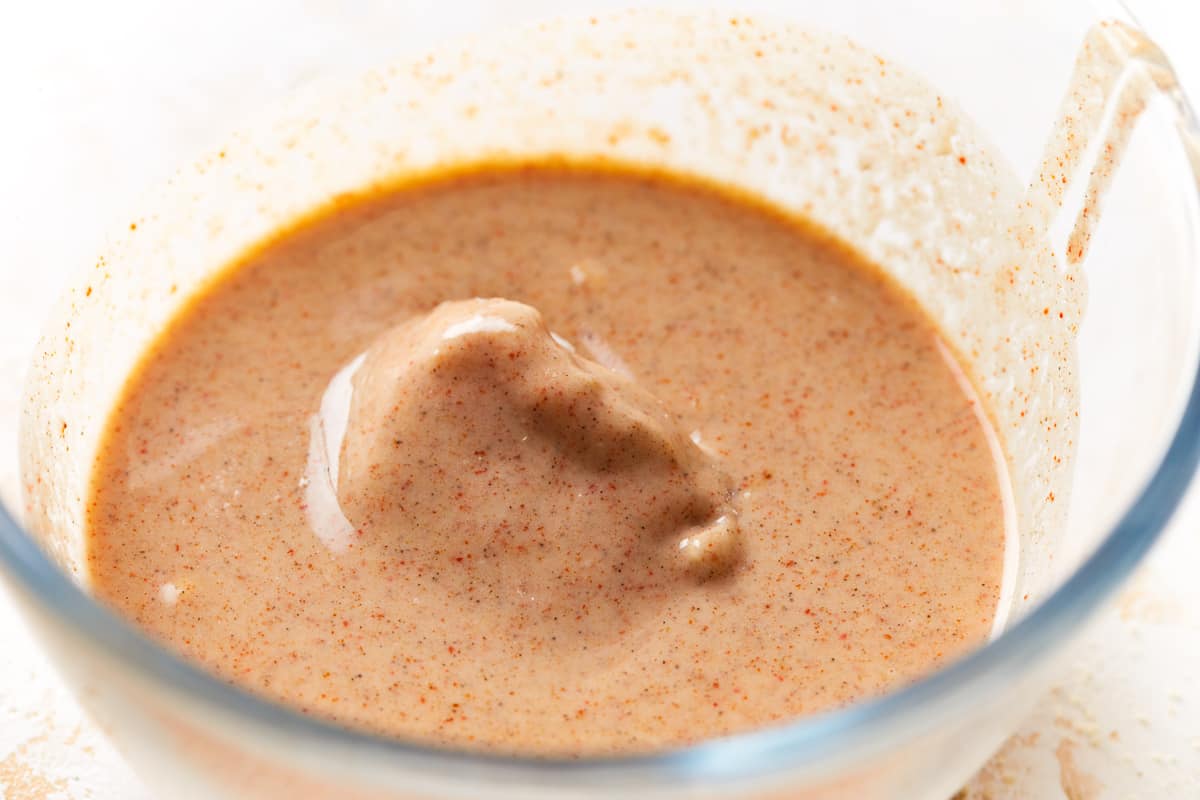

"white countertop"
[0,2,1197,797]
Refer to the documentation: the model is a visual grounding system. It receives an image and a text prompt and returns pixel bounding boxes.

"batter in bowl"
[87,164,1007,755]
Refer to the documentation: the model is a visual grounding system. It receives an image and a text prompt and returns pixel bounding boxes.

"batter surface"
[88,165,1006,755]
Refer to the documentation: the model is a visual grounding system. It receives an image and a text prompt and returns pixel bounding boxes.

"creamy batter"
[87,165,1006,756]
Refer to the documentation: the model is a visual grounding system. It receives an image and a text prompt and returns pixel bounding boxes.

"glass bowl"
[3,1,1199,798]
